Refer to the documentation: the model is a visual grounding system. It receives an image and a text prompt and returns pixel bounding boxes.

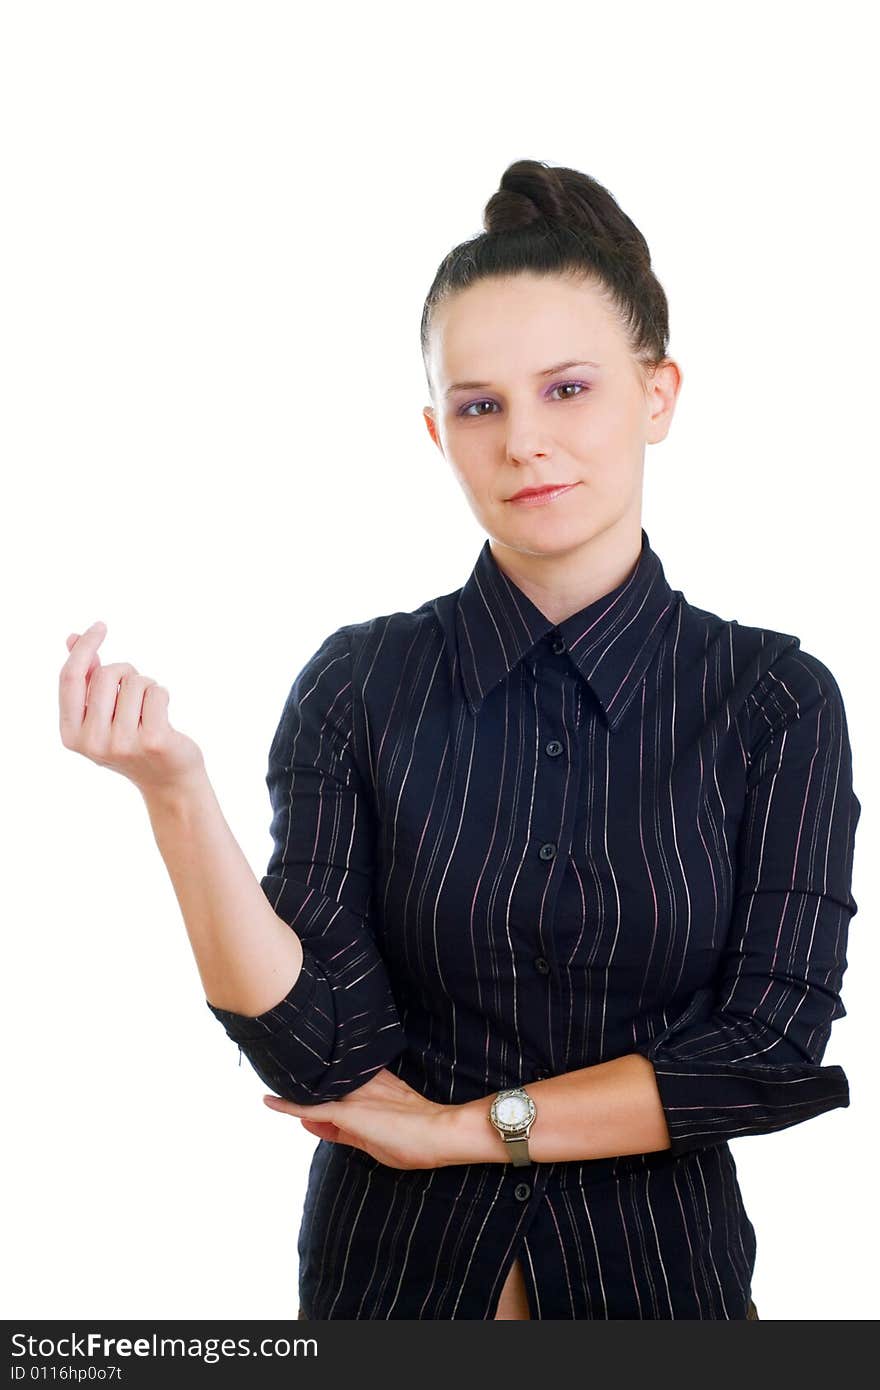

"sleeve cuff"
[204,943,319,1043]
[637,1050,850,1156]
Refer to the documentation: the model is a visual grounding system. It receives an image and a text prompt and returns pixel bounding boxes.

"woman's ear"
[423,405,443,452]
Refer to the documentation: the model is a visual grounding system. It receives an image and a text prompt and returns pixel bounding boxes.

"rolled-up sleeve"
[634,646,861,1157]
[205,624,407,1102]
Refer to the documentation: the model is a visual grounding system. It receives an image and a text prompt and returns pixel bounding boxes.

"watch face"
[494,1091,533,1128]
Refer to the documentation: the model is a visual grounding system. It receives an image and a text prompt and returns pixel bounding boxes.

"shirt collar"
[454,527,680,732]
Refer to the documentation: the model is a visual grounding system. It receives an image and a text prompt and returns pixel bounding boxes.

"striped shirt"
[206,526,861,1319]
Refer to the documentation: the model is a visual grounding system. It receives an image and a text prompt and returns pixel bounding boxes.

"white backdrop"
[2,0,875,1321]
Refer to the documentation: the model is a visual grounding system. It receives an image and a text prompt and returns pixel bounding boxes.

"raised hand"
[59,620,206,797]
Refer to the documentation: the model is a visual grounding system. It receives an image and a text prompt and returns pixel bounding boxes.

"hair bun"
[483,159,651,271]
[483,160,570,234]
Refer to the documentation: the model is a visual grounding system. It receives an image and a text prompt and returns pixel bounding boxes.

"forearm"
[444,1054,671,1164]
[140,769,303,1017]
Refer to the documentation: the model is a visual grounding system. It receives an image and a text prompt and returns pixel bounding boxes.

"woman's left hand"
[262,1067,456,1170]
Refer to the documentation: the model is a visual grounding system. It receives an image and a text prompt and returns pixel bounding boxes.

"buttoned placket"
[519,629,585,1082]
[498,627,582,1211]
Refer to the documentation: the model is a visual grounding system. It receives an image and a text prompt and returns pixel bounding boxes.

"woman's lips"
[506,482,581,507]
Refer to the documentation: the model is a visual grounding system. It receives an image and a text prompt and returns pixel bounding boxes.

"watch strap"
[504,1135,532,1166]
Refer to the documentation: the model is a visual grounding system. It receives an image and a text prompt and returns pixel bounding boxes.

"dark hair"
[421,159,670,393]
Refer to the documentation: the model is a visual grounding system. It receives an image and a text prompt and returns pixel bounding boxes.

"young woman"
[59,159,860,1319]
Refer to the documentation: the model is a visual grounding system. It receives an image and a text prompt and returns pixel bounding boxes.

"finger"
[113,674,159,737]
[82,661,139,733]
[299,1119,341,1142]
[139,681,170,738]
[59,621,107,744]
[263,1096,340,1117]
[264,1096,296,1113]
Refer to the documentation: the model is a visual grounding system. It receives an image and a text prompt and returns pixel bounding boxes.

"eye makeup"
[456,379,592,418]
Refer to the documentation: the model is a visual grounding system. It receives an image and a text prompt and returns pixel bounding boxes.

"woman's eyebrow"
[443,359,601,396]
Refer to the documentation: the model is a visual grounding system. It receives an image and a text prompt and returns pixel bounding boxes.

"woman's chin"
[491,508,599,549]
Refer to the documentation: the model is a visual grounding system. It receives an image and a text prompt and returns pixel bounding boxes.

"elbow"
[209,969,409,1105]
[257,1031,409,1105]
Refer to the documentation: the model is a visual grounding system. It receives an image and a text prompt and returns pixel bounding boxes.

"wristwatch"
[489,1086,537,1166]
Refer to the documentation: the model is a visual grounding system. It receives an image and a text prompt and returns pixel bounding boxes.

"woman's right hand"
[59,620,207,796]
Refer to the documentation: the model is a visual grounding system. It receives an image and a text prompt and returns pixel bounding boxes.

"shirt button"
[545,739,564,757]
[551,637,566,655]
[514,1182,531,1201]
[539,842,556,861]
[534,956,550,975]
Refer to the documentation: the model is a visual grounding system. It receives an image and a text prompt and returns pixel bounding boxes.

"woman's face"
[423,272,681,559]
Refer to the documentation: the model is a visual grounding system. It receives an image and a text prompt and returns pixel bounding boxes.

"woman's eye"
[550,381,589,401]
[458,382,589,417]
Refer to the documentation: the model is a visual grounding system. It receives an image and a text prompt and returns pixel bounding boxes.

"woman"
[59,160,860,1319]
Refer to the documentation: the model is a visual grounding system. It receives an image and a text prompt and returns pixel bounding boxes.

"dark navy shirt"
[206,527,861,1319]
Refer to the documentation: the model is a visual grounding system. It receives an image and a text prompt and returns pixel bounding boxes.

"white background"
[2,0,876,1320]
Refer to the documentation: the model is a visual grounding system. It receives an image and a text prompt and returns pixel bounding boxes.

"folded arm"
[206,625,407,1103]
